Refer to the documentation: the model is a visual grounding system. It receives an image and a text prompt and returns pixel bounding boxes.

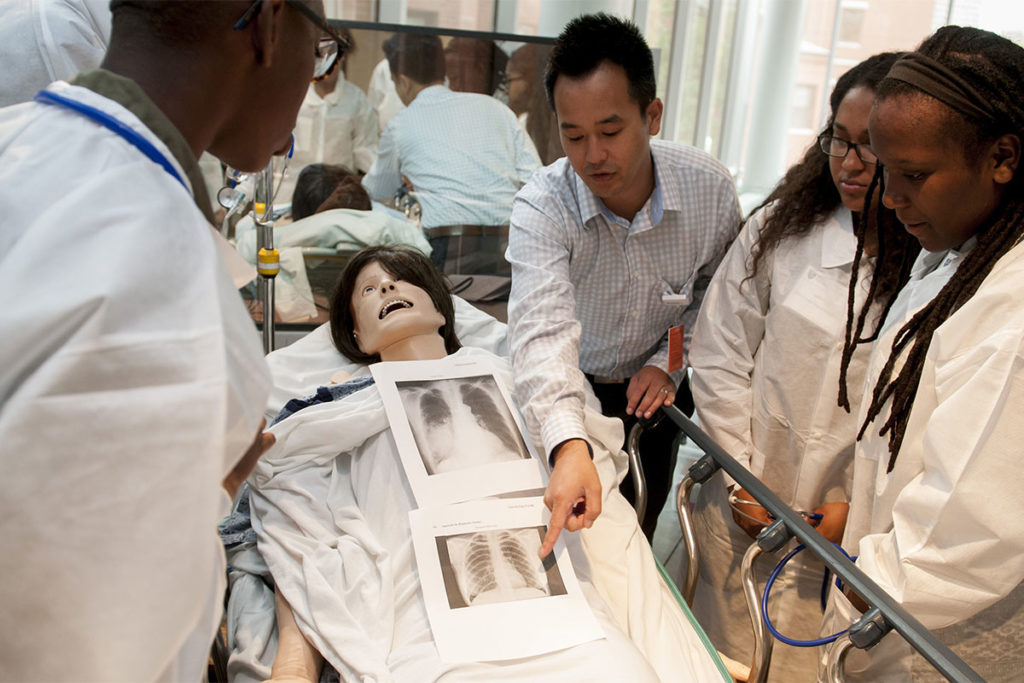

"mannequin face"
[350,261,445,355]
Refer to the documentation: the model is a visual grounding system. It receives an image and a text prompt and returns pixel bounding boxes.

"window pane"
[406,0,495,31]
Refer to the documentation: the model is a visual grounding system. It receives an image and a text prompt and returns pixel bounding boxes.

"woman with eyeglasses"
[686,52,919,679]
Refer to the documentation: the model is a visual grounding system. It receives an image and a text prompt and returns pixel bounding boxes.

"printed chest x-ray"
[438,526,566,609]
[397,374,531,475]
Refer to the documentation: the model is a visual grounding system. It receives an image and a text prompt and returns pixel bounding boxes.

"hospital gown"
[689,205,878,680]
[0,74,270,680]
[821,240,1024,681]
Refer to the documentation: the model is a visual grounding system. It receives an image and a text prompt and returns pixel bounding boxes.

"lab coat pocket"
[776,265,848,335]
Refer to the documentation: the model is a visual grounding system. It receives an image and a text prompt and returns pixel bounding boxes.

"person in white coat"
[277,27,379,204]
[0,0,335,679]
[687,52,919,680]
[0,0,111,107]
[819,27,1024,681]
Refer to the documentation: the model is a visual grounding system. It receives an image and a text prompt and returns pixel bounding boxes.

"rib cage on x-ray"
[398,375,530,474]
[446,528,550,607]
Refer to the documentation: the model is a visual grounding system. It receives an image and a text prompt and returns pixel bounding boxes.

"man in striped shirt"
[508,13,741,546]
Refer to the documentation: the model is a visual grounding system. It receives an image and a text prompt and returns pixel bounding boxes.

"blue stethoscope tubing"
[34,89,187,190]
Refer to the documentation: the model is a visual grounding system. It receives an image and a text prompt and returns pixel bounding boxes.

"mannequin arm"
[266,589,324,683]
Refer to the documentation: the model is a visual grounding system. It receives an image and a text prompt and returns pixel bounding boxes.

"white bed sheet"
[242,345,726,681]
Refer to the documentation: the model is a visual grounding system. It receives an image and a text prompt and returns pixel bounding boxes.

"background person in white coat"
[820,27,1024,681]
[687,52,918,680]
[0,0,111,107]
[0,0,332,679]
[278,26,379,204]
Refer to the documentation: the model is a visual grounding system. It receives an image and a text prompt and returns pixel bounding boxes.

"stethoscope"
[34,89,187,191]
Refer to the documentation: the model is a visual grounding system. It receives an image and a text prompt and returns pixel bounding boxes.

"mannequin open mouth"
[379,299,413,319]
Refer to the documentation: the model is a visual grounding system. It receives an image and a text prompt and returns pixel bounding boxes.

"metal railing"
[662,403,982,683]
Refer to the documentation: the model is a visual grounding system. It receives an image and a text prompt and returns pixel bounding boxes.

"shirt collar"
[70,69,216,225]
[820,207,857,269]
[413,84,449,104]
[912,235,977,279]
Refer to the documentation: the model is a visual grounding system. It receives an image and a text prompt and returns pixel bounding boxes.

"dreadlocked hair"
[836,164,920,410]
[748,52,903,282]
[856,26,1024,472]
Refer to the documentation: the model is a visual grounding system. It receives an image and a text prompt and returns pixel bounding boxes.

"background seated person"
[361,33,541,275]
[277,26,379,203]
[443,36,508,97]
[236,246,724,682]
[504,43,563,165]
[235,167,430,323]
[291,162,372,219]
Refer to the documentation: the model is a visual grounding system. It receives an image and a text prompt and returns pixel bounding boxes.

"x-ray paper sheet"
[408,497,603,663]
[371,355,547,506]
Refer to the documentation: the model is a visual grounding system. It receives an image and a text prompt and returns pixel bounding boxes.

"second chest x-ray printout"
[371,355,548,507]
[408,497,603,662]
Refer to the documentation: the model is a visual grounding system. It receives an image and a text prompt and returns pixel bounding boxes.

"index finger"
[539,509,567,558]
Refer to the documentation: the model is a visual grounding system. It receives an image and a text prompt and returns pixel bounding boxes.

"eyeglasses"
[234,0,350,82]
[818,134,878,165]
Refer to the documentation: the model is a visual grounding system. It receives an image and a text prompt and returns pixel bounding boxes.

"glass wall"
[325,0,1024,205]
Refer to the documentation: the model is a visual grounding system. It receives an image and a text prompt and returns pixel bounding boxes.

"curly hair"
[855,27,1024,470]
[749,51,904,280]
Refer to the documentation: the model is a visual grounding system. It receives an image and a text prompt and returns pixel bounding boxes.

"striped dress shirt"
[507,139,741,456]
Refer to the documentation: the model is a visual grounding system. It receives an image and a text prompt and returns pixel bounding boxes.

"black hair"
[291,163,370,220]
[382,32,445,86]
[330,245,461,363]
[856,26,1024,470]
[109,0,249,46]
[544,12,656,114]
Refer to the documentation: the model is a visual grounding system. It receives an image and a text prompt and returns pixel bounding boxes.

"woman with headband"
[822,26,1024,680]
[687,52,917,680]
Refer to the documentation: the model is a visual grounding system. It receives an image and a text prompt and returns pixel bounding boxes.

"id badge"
[667,324,684,374]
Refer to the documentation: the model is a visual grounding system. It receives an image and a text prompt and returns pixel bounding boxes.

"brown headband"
[886,52,996,123]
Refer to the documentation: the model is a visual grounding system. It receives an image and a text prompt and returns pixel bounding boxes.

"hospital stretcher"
[210,301,733,682]
[666,404,984,683]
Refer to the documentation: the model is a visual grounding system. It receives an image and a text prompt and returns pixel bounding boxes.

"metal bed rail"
[662,403,982,683]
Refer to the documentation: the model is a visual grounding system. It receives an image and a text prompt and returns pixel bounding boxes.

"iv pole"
[254,159,278,353]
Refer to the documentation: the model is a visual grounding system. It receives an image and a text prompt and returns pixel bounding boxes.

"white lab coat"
[0,82,270,680]
[368,58,405,135]
[689,206,878,679]
[0,0,111,107]
[277,76,380,204]
[821,240,1024,681]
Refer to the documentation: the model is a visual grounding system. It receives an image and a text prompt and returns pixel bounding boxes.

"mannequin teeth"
[379,299,413,319]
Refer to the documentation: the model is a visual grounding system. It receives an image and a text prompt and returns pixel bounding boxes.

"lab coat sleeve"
[856,323,1024,629]
[352,98,380,174]
[361,117,401,200]
[643,174,743,382]
[688,211,771,480]
[506,190,589,459]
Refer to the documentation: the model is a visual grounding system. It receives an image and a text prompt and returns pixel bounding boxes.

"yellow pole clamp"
[257,247,280,277]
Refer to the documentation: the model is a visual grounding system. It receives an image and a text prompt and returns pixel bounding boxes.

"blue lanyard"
[34,89,188,190]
